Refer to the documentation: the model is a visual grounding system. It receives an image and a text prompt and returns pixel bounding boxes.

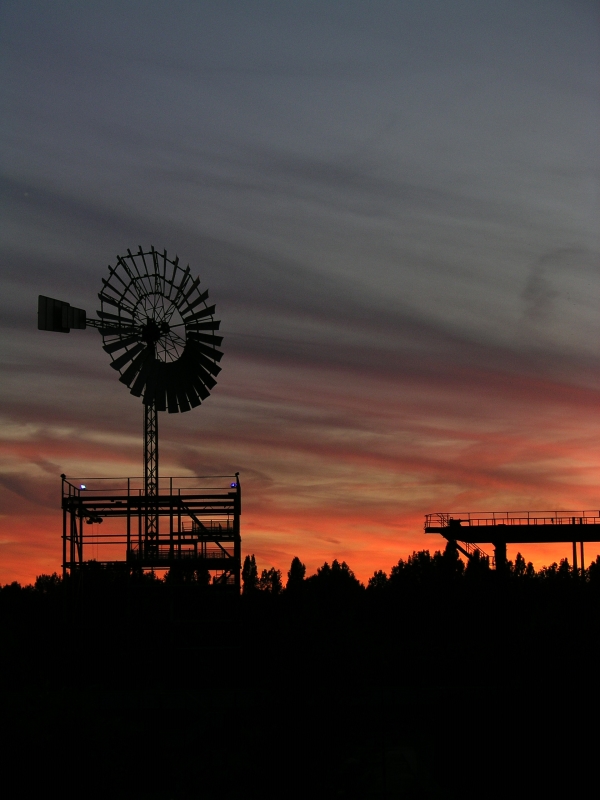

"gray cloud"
[1,1,599,579]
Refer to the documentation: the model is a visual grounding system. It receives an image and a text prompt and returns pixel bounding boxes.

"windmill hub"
[141,318,167,345]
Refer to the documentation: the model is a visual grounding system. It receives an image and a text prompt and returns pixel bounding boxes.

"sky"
[1,0,599,584]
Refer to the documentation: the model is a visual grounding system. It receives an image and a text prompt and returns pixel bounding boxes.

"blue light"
[230,482,237,488]
[80,484,86,490]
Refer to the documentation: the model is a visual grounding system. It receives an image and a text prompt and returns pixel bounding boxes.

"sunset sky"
[1,1,599,584]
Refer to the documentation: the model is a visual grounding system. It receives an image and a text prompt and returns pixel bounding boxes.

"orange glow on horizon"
[3,353,600,585]
[3,502,600,588]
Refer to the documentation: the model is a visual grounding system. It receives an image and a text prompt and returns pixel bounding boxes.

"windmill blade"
[183,276,200,301]
[182,350,217,389]
[176,388,191,413]
[118,348,149,386]
[150,247,163,294]
[115,256,141,296]
[98,326,139,337]
[185,385,202,408]
[147,362,168,411]
[126,248,145,282]
[155,387,167,412]
[185,340,222,376]
[185,319,221,332]
[102,276,132,300]
[167,257,183,302]
[186,338,224,363]
[161,358,195,413]
[166,384,179,414]
[97,310,134,324]
[186,339,221,377]
[186,332,223,347]
[97,314,138,331]
[103,335,140,354]
[110,342,145,372]
[167,264,191,305]
[186,289,209,312]
[153,374,167,411]
[190,373,211,401]
[143,361,164,404]
[188,358,217,390]
[136,247,153,296]
[183,305,216,322]
[107,262,133,295]
[135,246,160,298]
[130,360,153,397]
[99,292,136,316]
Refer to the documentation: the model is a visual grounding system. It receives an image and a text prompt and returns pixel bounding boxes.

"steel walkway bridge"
[424,511,600,571]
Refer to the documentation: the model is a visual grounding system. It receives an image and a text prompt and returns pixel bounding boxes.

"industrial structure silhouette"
[425,509,597,573]
[38,246,241,588]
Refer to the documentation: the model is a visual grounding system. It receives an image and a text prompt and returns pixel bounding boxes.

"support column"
[144,400,159,559]
[572,541,578,575]
[77,511,83,564]
[493,541,507,575]
[61,474,67,578]
[126,478,131,562]
[233,473,241,593]
[62,505,67,578]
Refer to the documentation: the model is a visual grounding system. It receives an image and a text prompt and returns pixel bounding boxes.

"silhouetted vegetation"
[258,565,283,594]
[286,555,306,593]
[1,544,600,798]
[241,552,258,593]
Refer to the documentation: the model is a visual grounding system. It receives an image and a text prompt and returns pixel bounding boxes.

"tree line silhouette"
[4,542,600,599]
[239,545,600,594]
[1,542,599,798]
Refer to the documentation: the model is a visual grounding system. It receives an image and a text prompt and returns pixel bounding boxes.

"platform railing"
[128,544,234,561]
[62,475,240,499]
[183,521,234,534]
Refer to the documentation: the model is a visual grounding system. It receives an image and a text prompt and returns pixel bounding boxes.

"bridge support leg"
[573,542,578,575]
[493,541,507,574]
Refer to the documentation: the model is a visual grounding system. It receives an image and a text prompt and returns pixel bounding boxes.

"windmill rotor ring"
[99,246,223,414]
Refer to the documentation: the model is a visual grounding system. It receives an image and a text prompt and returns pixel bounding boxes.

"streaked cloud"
[0,1,598,583]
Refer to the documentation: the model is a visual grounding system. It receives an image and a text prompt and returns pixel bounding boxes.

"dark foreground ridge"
[2,545,600,799]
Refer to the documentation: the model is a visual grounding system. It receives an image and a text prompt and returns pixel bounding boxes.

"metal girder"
[144,401,159,557]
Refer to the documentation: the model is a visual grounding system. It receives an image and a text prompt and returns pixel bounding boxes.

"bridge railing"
[425,511,600,530]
